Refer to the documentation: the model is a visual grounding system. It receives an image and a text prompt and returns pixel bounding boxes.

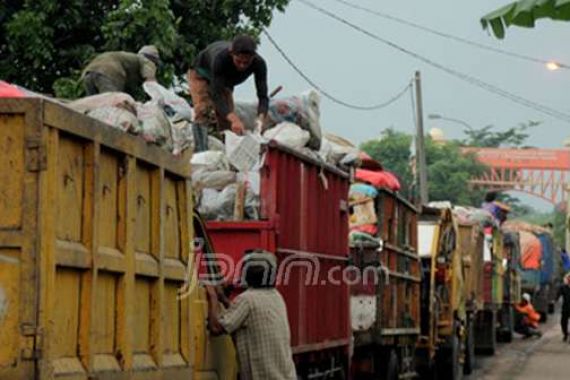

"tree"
[0,0,289,98]
[360,128,487,206]
[461,121,540,148]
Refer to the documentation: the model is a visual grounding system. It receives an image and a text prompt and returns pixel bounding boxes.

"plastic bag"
[192,170,237,190]
[70,92,137,114]
[263,122,310,149]
[322,133,359,165]
[191,151,230,172]
[88,106,140,134]
[143,81,194,122]
[235,90,323,150]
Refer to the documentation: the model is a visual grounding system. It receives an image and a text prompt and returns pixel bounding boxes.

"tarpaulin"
[0,81,24,97]
[355,169,401,191]
[519,231,541,270]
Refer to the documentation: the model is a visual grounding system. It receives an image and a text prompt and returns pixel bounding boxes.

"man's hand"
[227,112,245,135]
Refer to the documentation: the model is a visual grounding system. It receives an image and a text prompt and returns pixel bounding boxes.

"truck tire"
[378,349,400,380]
[463,321,475,375]
[437,331,463,380]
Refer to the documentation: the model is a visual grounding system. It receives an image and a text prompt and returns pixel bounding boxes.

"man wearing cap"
[557,273,570,342]
[206,249,296,380]
[82,45,160,97]
[514,293,542,338]
[188,35,269,152]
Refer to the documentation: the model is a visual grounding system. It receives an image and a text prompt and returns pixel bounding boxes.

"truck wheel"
[437,332,463,380]
[463,321,475,375]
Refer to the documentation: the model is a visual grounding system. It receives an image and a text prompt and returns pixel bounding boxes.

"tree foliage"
[0,0,289,98]
[360,128,487,206]
[461,121,540,148]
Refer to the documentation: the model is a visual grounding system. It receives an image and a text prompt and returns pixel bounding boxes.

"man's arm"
[139,57,157,82]
[206,286,227,336]
[254,57,269,116]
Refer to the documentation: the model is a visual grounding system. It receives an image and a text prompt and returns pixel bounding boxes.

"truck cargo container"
[474,227,504,355]
[350,188,420,380]
[206,142,351,379]
[456,221,485,374]
[496,231,521,343]
[416,206,465,380]
[0,98,236,379]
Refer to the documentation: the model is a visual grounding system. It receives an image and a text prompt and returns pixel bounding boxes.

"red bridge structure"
[464,148,570,207]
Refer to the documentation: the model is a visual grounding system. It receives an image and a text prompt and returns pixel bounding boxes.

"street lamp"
[428,114,474,131]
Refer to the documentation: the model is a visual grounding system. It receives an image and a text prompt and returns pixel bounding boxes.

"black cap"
[231,35,257,55]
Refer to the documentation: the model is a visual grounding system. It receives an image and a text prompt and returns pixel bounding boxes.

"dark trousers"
[83,71,122,95]
[562,311,570,337]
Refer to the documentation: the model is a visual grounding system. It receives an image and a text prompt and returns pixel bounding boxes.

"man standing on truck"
[82,45,160,97]
[188,35,269,152]
[206,249,296,380]
[558,273,570,342]
[514,293,542,339]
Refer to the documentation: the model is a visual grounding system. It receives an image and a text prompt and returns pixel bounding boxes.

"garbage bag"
[350,184,379,199]
[70,92,137,114]
[191,151,230,172]
[136,102,173,147]
[197,183,260,221]
[349,231,380,246]
[87,106,140,134]
[143,81,194,122]
[322,133,359,164]
[235,90,322,150]
[171,120,193,155]
[192,170,237,190]
[262,122,310,149]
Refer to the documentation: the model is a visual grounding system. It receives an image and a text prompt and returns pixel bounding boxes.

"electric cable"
[330,0,570,69]
[297,0,570,123]
[263,29,413,111]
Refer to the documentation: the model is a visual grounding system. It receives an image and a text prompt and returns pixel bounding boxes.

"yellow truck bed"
[0,98,235,380]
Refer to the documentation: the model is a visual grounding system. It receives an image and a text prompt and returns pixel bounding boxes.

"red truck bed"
[206,142,351,373]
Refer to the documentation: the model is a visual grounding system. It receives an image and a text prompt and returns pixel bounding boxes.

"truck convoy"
[0,95,563,380]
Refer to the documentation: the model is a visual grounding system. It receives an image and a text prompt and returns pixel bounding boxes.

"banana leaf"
[481,0,570,38]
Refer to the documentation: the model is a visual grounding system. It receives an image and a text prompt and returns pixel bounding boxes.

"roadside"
[467,307,570,379]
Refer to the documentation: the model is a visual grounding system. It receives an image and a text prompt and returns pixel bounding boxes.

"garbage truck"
[416,205,466,380]
[0,97,237,379]
[349,186,420,379]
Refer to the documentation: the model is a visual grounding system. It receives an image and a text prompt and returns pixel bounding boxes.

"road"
[467,309,570,380]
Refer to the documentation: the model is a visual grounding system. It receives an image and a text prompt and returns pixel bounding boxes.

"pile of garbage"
[192,90,369,222]
[69,82,194,155]
[348,168,401,245]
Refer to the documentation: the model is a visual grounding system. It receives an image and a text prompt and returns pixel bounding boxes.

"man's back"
[559,284,570,313]
[84,52,153,93]
[219,288,296,380]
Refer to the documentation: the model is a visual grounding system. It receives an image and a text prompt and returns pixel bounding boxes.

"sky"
[235,0,570,150]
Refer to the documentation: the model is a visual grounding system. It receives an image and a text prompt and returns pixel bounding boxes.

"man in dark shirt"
[188,35,269,152]
[559,273,570,342]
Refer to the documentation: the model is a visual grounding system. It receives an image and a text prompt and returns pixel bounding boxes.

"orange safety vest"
[515,303,541,328]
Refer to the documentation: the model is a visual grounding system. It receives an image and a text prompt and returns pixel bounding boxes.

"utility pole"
[414,71,429,206]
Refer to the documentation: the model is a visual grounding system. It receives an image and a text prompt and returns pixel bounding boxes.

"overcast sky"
[235,0,570,151]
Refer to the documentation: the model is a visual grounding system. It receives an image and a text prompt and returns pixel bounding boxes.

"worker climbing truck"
[416,205,466,380]
[0,97,238,379]
[349,186,420,380]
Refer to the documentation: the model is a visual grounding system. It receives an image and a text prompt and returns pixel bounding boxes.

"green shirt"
[83,51,156,95]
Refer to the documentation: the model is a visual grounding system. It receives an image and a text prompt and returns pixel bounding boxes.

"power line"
[297,0,570,124]
[262,29,412,111]
[330,0,570,69]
